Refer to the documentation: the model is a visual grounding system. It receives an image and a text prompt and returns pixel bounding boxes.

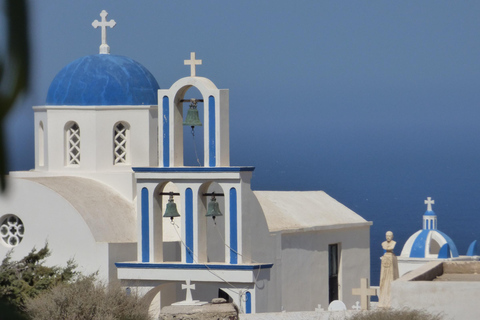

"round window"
[0,215,25,247]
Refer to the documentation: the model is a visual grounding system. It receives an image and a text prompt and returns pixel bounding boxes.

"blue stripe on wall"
[209,96,216,167]
[185,188,194,263]
[163,96,169,167]
[245,291,251,314]
[230,188,238,264]
[141,188,149,262]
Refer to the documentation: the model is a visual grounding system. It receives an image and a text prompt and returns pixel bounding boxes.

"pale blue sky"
[3,1,480,281]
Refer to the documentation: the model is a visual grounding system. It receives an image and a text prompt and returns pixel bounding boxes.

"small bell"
[163,195,180,221]
[206,196,222,221]
[183,100,202,128]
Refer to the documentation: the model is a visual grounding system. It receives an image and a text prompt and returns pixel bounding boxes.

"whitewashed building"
[0,11,371,315]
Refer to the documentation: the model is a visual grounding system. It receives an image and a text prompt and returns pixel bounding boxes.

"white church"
[0,11,371,314]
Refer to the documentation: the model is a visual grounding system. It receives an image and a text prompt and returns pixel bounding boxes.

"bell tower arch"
[158,53,229,168]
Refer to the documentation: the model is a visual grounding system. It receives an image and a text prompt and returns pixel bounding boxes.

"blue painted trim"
[436,230,459,257]
[141,188,150,262]
[467,240,479,256]
[410,229,430,258]
[186,188,194,263]
[245,291,251,314]
[230,188,238,264]
[163,96,169,167]
[209,96,216,167]
[133,166,255,173]
[438,243,452,258]
[115,262,274,270]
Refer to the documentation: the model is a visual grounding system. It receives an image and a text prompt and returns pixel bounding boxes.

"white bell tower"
[158,52,229,167]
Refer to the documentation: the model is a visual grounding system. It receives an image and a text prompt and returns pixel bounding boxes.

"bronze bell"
[183,101,202,128]
[163,195,180,221]
[206,196,222,220]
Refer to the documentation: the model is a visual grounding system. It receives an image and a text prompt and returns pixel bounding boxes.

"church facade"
[0,11,371,315]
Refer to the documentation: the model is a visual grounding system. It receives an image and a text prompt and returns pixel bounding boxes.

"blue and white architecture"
[0,11,372,316]
[398,197,478,276]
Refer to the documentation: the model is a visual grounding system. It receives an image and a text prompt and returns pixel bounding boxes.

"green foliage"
[25,276,152,320]
[349,308,443,320]
[0,244,77,313]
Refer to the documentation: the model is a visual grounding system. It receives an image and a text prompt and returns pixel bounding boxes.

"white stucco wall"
[392,261,480,320]
[392,278,480,319]
[0,177,137,280]
[277,226,370,312]
[32,105,157,178]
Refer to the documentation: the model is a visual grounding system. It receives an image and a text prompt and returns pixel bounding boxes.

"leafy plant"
[0,244,77,313]
[25,276,152,320]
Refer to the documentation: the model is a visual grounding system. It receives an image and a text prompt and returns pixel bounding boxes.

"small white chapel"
[0,11,372,314]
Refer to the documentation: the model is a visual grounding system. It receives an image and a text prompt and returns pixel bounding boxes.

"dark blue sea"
[234,147,480,288]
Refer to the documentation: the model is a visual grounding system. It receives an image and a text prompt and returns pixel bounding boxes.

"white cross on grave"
[425,197,435,211]
[92,10,116,54]
[182,279,195,302]
[315,304,324,312]
[352,301,361,311]
[172,280,207,306]
[352,278,377,311]
[184,52,202,77]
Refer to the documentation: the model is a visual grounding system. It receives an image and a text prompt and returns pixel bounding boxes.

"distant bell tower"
[158,52,230,167]
[423,197,437,230]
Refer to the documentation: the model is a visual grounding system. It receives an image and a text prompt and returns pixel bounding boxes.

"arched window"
[38,121,45,166]
[66,122,80,165]
[114,122,129,164]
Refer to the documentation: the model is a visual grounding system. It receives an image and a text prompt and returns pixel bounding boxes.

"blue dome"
[46,54,159,106]
[401,229,459,258]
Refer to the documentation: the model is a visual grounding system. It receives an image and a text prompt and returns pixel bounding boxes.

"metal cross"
[352,278,377,311]
[92,10,116,54]
[425,197,435,211]
[184,52,202,77]
[181,280,195,302]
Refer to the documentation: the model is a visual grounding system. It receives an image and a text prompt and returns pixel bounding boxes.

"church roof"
[254,191,370,233]
[401,198,458,259]
[24,176,136,243]
[401,229,459,258]
[46,54,159,106]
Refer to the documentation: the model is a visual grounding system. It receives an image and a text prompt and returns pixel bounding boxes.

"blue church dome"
[400,197,459,259]
[46,54,159,106]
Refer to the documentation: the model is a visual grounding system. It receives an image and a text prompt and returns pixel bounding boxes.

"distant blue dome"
[401,229,459,258]
[46,54,159,106]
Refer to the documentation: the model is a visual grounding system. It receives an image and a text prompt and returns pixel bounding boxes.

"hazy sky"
[3,1,480,280]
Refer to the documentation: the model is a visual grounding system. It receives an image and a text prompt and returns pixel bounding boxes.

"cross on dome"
[184,52,202,77]
[92,10,116,54]
[425,197,435,211]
